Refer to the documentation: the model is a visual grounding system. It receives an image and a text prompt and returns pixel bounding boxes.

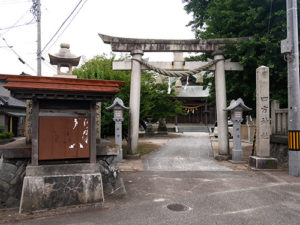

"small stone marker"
[145,118,155,137]
[249,66,278,169]
[106,98,129,162]
[225,98,251,163]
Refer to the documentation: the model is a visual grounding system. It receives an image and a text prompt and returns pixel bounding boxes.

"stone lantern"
[49,43,81,78]
[106,98,129,161]
[175,78,182,88]
[225,98,252,163]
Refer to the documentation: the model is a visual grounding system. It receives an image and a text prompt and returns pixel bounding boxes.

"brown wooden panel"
[39,117,90,160]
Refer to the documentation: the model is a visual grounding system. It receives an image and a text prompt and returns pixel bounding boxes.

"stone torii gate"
[99,33,245,158]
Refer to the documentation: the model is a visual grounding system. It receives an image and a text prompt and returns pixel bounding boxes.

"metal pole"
[37,0,42,76]
[282,0,300,176]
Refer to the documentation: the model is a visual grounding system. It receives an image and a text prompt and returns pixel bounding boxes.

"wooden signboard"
[39,117,90,160]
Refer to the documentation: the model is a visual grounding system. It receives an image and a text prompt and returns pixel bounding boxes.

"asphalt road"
[4,133,300,225]
[10,171,300,225]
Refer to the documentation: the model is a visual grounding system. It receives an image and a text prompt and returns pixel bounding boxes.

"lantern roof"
[106,97,129,110]
[225,98,252,111]
[49,43,81,66]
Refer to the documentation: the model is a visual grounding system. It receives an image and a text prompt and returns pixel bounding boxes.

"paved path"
[143,132,231,171]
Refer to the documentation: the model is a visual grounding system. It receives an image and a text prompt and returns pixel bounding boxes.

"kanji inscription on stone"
[256,66,270,157]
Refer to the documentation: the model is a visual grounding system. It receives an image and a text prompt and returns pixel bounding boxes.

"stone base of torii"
[99,33,247,158]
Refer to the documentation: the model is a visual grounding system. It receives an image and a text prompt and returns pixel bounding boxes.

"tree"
[73,55,184,137]
[183,0,291,112]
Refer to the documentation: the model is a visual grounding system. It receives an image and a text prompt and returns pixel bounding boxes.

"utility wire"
[42,59,56,72]
[0,0,29,5]
[0,9,32,36]
[41,0,83,54]
[0,18,35,31]
[41,56,57,72]
[43,0,88,54]
[1,37,36,73]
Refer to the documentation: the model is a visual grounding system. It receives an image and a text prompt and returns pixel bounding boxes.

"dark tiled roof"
[0,95,26,108]
[0,79,26,108]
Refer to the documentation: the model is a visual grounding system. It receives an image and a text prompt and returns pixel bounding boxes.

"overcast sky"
[0,0,195,76]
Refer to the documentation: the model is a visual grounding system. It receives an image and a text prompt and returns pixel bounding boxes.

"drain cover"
[167,203,188,212]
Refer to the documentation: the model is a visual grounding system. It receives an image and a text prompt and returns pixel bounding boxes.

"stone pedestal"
[229,150,245,164]
[19,163,104,213]
[53,74,77,79]
[249,156,278,170]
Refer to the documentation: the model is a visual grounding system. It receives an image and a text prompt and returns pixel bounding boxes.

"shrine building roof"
[0,74,124,101]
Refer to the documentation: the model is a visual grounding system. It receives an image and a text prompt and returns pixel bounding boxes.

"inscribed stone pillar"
[25,100,32,144]
[256,66,270,157]
[96,102,101,143]
[128,50,143,154]
[213,51,229,156]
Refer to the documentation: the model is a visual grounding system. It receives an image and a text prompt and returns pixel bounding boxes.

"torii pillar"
[213,50,229,157]
[129,50,144,154]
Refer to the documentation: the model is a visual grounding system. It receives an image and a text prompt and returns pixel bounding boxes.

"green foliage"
[0,132,14,139]
[73,55,184,137]
[0,126,5,133]
[183,0,291,112]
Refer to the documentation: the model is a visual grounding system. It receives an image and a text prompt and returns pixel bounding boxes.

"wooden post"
[9,116,12,133]
[31,100,39,166]
[90,101,96,163]
[204,102,208,125]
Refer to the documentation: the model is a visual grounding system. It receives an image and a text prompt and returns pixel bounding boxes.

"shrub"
[0,132,14,139]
